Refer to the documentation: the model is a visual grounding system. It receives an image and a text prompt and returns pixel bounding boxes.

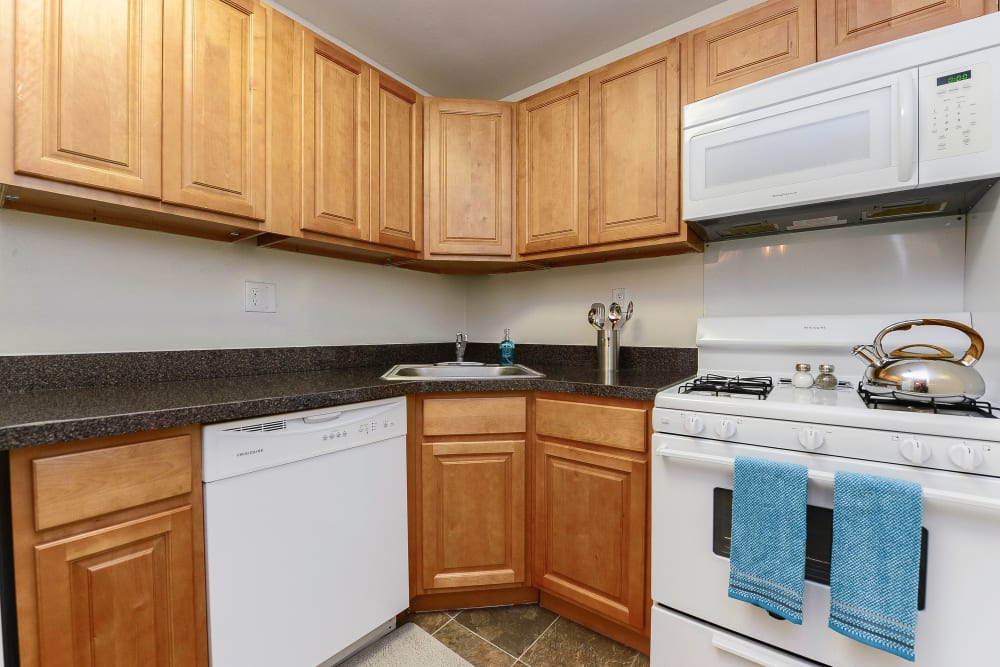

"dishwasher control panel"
[202,397,406,482]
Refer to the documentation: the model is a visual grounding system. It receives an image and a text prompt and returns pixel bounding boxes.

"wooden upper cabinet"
[371,72,423,251]
[517,78,589,255]
[162,0,266,219]
[687,0,816,102]
[301,32,371,241]
[816,0,996,60]
[14,0,163,198]
[425,98,514,258]
[589,42,681,245]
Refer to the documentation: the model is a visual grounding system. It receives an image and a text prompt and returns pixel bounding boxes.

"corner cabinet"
[533,394,651,651]
[517,40,700,265]
[816,0,997,60]
[8,426,208,667]
[408,394,533,610]
[424,98,515,260]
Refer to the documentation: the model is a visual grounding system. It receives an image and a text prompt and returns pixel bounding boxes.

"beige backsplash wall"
[464,254,704,348]
[0,210,469,354]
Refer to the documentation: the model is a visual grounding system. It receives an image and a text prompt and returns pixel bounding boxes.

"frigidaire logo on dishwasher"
[237,448,264,457]
[803,325,827,330]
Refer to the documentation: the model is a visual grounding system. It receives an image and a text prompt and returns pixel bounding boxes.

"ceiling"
[274,0,728,99]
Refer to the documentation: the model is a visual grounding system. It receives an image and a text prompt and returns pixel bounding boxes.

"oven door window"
[712,488,929,610]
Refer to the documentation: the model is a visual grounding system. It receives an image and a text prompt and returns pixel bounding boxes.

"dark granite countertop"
[0,343,697,450]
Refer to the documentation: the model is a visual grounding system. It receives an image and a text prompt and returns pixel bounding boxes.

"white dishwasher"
[202,397,408,667]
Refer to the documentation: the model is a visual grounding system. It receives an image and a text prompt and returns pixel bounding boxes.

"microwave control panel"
[919,60,992,160]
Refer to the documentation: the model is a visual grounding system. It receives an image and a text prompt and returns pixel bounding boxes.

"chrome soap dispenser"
[499,328,515,366]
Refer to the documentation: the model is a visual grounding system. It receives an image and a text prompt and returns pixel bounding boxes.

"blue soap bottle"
[499,328,515,366]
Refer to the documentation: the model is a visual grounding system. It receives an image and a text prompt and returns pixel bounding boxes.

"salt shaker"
[792,363,814,388]
[814,364,838,390]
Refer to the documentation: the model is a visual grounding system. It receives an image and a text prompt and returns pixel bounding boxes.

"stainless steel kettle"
[852,319,986,401]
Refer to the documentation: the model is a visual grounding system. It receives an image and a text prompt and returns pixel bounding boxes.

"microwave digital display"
[936,70,972,86]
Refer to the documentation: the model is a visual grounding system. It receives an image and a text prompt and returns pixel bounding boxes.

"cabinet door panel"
[817,0,995,59]
[535,441,646,628]
[589,43,680,245]
[302,34,370,240]
[517,78,589,254]
[372,73,422,250]
[688,0,816,101]
[425,98,513,257]
[35,507,199,666]
[422,440,525,590]
[163,0,265,219]
[14,0,162,197]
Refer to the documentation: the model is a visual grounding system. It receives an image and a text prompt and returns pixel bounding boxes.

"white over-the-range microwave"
[682,12,1000,241]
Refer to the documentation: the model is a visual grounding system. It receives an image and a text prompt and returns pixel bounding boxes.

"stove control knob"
[949,444,984,471]
[797,427,825,450]
[714,419,736,439]
[899,438,930,464]
[683,414,705,436]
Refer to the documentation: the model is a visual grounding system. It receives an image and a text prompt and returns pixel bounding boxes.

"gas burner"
[858,384,998,418]
[679,374,774,400]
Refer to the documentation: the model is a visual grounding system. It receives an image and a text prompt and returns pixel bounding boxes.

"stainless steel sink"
[381,363,545,381]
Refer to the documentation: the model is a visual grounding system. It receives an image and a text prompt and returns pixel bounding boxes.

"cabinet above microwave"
[682,12,1000,242]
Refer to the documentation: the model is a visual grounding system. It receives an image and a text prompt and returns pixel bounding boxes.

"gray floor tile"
[434,619,518,667]
[454,604,558,657]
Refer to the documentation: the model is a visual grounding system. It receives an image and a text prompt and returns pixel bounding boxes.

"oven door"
[651,433,1000,667]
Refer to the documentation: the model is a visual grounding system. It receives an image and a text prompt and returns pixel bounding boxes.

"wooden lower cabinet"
[534,441,647,630]
[9,426,208,667]
[421,439,526,590]
[408,392,652,651]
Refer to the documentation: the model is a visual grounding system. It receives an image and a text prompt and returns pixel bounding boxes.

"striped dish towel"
[728,456,809,624]
[829,471,922,661]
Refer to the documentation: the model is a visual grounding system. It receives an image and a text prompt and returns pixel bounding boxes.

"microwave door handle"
[897,73,916,183]
[656,447,1000,511]
[711,632,816,666]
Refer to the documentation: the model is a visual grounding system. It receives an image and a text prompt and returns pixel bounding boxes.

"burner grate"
[680,374,774,399]
[858,385,998,418]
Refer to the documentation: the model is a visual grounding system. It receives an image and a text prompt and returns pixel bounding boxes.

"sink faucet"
[455,332,468,362]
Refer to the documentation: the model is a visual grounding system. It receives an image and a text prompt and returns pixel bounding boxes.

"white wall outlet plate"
[611,287,628,305]
[245,281,276,313]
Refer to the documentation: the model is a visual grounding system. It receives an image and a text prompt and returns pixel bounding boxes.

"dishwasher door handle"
[303,412,342,424]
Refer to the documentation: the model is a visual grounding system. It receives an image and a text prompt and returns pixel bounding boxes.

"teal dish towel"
[829,472,922,662]
[728,456,809,624]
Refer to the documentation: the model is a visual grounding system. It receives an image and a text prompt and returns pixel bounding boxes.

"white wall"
[464,253,704,347]
[0,210,468,354]
[965,185,1000,404]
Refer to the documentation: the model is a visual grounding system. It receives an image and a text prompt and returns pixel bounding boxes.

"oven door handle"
[655,447,1000,512]
[711,632,816,666]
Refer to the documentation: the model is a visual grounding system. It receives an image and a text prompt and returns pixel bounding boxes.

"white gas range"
[650,314,1000,667]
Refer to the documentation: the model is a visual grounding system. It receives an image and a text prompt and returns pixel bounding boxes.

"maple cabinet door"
[162,0,266,219]
[687,0,816,102]
[535,441,647,629]
[817,0,996,60]
[425,98,514,257]
[421,440,526,590]
[372,72,422,251]
[34,507,201,666]
[14,0,163,197]
[588,42,681,245]
[517,78,589,255]
[301,32,371,241]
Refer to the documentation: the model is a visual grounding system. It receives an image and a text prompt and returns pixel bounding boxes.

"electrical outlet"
[245,281,277,313]
[611,287,628,305]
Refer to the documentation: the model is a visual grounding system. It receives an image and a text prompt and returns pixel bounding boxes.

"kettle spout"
[852,344,881,366]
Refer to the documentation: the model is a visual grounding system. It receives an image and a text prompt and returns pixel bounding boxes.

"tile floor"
[401,604,650,667]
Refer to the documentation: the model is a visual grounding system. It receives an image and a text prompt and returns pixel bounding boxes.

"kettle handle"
[874,319,984,366]
[888,343,955,359]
